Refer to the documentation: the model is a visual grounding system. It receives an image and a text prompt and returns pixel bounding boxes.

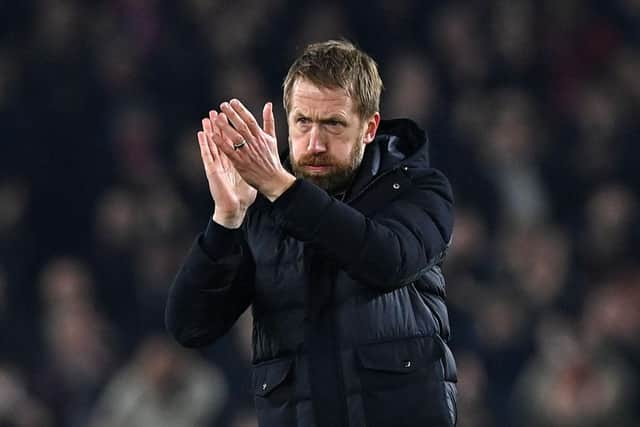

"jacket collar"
[346,118,430,198]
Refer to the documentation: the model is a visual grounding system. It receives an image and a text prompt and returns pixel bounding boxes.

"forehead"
[290,79,356,117]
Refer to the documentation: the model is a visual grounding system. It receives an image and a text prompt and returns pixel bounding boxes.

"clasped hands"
[197,99,296,228]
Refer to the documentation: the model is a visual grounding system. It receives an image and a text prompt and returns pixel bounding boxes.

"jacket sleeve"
[270,168,453,292]
[165,219,255,348]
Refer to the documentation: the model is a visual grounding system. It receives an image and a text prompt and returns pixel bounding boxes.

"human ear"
[363,112,380,144]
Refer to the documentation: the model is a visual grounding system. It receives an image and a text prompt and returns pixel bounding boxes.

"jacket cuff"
[200,218,242,260]
[271,179,333,241]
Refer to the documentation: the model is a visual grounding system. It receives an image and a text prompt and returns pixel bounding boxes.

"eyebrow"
[320,116,347,125]
[293,112,347,124]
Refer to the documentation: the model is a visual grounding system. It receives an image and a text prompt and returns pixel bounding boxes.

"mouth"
[303,165,331,173]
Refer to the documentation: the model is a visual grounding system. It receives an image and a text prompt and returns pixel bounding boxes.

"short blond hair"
[283,40,383,119]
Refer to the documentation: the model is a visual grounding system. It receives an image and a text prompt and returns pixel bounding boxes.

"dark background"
[1,1,639,426]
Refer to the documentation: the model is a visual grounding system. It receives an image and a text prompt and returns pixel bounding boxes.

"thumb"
[263,102,276,138]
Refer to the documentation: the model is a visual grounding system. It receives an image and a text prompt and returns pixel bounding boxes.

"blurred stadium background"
[1,1,639,426]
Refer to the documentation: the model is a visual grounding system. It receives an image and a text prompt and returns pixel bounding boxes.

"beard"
[290,139,365,194]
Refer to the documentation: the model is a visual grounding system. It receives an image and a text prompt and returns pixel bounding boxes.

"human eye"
[323,117,346,130]
[296,116,311,124]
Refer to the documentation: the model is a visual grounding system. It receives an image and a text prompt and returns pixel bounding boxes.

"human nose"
[307,125,327,153]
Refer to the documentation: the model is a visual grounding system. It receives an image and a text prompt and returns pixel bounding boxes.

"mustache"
[297,154,335,166]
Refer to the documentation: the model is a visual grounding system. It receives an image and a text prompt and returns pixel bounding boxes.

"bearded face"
[290,132,365,193]
[286,79,379,194]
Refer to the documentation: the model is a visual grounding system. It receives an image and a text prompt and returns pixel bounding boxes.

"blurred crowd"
[1,0,639,426]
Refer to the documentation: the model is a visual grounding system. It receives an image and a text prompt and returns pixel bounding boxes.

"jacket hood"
[340,118,429,200]
[365,118,430,174]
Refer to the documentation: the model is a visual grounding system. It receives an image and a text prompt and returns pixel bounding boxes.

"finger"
[200,131,237,202]
[209,118,229,153]
[208,119,231,169]
[202,118,213,137]
[213,113,240,157]
[229,99,262,137]
[205,130,221,164]
[263,102,275,138]
[220,101,256,144]
[205,128,239,199]
[208,110,218,130]
[223,100,263,157]
[197,131,214,173]
[207,135,233,197]
[202,111,219,139]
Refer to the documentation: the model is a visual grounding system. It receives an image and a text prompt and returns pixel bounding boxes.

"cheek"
[335,133,361,159]
[332,144,351,162]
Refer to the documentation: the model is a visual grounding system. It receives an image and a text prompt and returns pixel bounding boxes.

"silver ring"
[233,140,247,150]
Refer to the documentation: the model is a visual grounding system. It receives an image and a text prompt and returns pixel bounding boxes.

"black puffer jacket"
[166,119,457,427]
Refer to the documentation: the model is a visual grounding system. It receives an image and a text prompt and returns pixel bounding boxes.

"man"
[166,40,457,427]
